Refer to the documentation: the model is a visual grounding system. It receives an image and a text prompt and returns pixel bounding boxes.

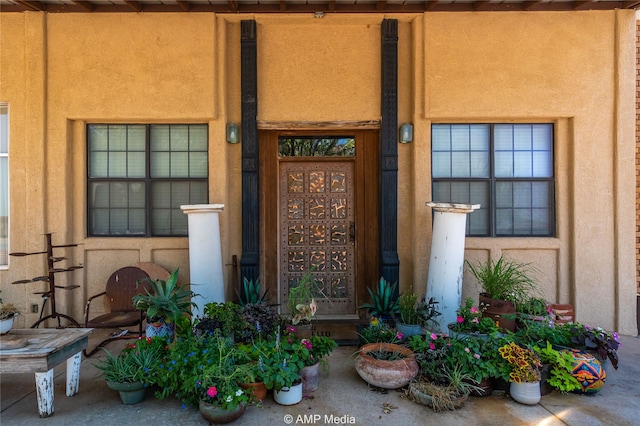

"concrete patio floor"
[1,330,639,426]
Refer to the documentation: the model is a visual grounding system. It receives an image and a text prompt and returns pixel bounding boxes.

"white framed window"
[0,105,8,266]
[87,124,208,237]
[432,123,555,237]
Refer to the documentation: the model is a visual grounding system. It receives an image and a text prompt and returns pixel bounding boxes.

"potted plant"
[448,297,499,339]
[358,277,400,327]
[93,336,166,404]
[194,301,244,340]
[0,290,20,334]
[236,277,267,306]
[195,337,251,424]
[357,322,403,346]
[238,301,281,343]
[561,322,620,369]
[407,365,483,412]
[287,269,322,337]
[354,341,419,389]
[396,292,441,339]
[299,335,338,393]
[533,341,582,394]
[466,256,539,331]
[258,326,308,405]
[443,334,512,397]
[499,342,542,405]
[132,267,197,338]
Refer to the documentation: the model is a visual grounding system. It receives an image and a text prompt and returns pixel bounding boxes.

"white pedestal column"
[425,202,480,334]
[181,204,225,318]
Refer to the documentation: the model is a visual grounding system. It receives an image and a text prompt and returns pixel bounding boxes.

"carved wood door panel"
[279,160,355,316]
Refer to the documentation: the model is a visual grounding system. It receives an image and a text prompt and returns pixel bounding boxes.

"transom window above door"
[87,124,208,237]
[432,123,555,237]
[278,136,355,157]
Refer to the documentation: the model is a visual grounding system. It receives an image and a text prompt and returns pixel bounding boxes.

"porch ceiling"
[1,0,639,14]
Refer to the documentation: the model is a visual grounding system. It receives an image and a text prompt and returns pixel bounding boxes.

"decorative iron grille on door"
[279,161,355,316]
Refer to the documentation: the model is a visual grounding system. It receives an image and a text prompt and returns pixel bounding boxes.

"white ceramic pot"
[510,381,541,405]
[0,316,15,334]
[274,381,303,405]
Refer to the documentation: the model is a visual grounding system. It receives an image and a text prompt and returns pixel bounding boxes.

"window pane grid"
[432,123,554,237]
[88,124,208,237]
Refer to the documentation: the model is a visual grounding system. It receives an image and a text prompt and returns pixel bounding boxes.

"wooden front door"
[261,130,379,321]
[279,160,355,316]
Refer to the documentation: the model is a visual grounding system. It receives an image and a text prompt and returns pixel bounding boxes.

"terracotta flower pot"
[354,342,418,389]
[479,294,516,332]
[240,381,268,401]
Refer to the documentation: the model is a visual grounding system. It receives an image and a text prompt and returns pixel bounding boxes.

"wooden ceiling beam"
[73,1,95,11]
[377,1,387,11]
[227,1,237,12]
[124,0,142,12]
[473,1,491,10]
[16,0,44,11]
[571,1,592,10]
[177,0,190,11]
[523,1,541,10]
[622,1,640,8]
[425,1,440,11]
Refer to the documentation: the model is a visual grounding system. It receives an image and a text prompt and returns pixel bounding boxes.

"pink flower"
[430,333,438,340]
[396,332,403,340]
[429,342,436,350]
[456,316,464,323]
[207,387,217,398]
[301,339,312,350]
[470,307,478,313]
[464,347,470,353]
[472,317,479,324]
[474,353,481,359]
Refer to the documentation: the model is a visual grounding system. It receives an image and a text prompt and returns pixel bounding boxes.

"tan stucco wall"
[0,10,636,335]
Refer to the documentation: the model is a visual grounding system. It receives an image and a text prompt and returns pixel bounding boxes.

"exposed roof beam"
[622,1,640,7]
[377,1,387,11]
[571,1,593,9]
[280,1,286,11]
[473,1,491,10]
[124,0,142,12]
[425,1,440,11]
[227,1,237,12]
[523,1,542,10]
[177,1,190,11]
[16,0,44,11]
[73,1,95,11]
[328,1,336,12]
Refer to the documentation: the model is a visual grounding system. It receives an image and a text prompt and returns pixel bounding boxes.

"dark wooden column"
[380,19,399,287]
[240,20,259,282]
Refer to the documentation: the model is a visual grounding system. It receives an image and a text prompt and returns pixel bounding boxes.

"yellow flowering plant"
[498,342,542,383]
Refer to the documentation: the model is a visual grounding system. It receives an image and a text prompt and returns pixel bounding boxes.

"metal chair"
[83,266,150,356]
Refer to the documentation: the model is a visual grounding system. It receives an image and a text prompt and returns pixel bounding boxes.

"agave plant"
[132,268,197,323]
[358,278,400,318]
[236,277,267,306]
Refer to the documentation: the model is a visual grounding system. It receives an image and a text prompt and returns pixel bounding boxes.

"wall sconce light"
[399,123,413,144]
[226,123,239,144]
